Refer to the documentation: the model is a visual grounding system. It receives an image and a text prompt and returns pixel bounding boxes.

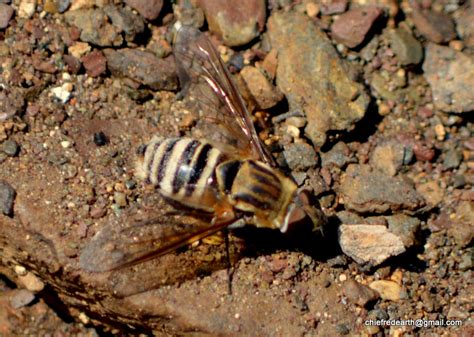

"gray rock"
[423,44,474,113]
[342,279,379,307]
[0,180,15,216]
[388,27,423,66]
[104,48,177,91]
[104,5,145,42]
[0,3,14,29]
[338,224,406,265]
[443,148,462,170]
[321,141,352,168]
[268,12,369,146]
[338,164,425,213]
[240,66,283,110]
[385,214,420,248]
[1,139,19,156]
[65,9,123,47]
[283,142,318,171]
[10,289,35,309]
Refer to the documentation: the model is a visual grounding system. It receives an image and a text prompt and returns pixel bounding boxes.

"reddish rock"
[0,4,14,29]
[125,0,163,20]
[413,143,435,162]
[63,54,82,74]
[196,0,266,46]
[31,52,58,73]
[331,6,383,48]
[411,9,456,44]
[320,0,347,15]
[81,50,107,77]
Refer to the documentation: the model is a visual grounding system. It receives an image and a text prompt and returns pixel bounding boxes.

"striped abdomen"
[136,136,226,212]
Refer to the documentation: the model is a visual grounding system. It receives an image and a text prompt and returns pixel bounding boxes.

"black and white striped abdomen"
[136,136,226,211]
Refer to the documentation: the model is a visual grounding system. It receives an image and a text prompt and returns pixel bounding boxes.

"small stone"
[125,0,163,20]
[1,139,19,156]
[331,6,383,49]
[370,142,406,176]
[388,27,423,66]
[0,4,14,29]
[103,4,145,42]
[385,214,420,248]
[321,141,352,169]
[423,43,474,113]
[10,289,35,309]
[63,55,82,74]
[320,0,347,15]
[411,9,456,44]
[283,142,318,171]
[369,280,403,301]
[443,149,462,170]
[458,252,473,271]
[81,50,107,77]
[338,165,425,213]
[196,0,266,47]
[18,272,45,292]
[413,143,435,161]
[18,0,36,19]
[305,2,320,18]
[339,224,406,265]
[240,66,283,109]
[90,204,106,218]
[93,131,108,146]
[51,84,72,103]
[0,180,15,216]
[113,192,127,207]
[68,41,91,59]
[434,123,446,141]
[342,279,379,307]
[417,180,444,207]
[104,48,177,90]
[125,179,136,189]
[60,140,71,148]
[14,265,27,276]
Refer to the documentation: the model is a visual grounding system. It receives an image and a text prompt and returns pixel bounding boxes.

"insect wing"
[174,25,275,165]
[79,214,230,272]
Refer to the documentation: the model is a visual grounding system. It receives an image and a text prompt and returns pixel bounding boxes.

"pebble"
[18,0,36,19]
[443,149,462,170]
[413,142,435,162]
[125,0,163,20]
[18,272,45,292]
[338,164,425,213]
[10,289,35,309]
[113,191,127,207]
[455,10,474,48]
[104,48,177,90]
[458,251,473,271]
[103,4,145,42]
[0,3,14,29]
[0,180,15,216]
[1,139,19,156]
[369,280,403,301]
[283,142,318,171]
[423,43,474,113]
[388,27,423,66]
[14,265,27,276]
[416,180,444,207]
[385,214,420,248]
[68,41,91,59]
[268,11,369,146]
[321,141,352,168]
[411,9,456,44]
[338,224,406,265]
[196,0,266,46]
[342,279,379,307]
[320,0,347,15]
[93,131,108,146]
[370,141,406,176]
[240,66,283,109]
[331,6,383,49]
[51,83,73,104]
[81,50,107,77]
[305,2,319,18]
[65,9,123,47]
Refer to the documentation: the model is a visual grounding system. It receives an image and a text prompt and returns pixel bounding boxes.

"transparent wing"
[79,212,230,272]
[174,25,275,166]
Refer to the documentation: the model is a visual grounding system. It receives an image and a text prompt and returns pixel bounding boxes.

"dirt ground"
[0,0,472,336]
